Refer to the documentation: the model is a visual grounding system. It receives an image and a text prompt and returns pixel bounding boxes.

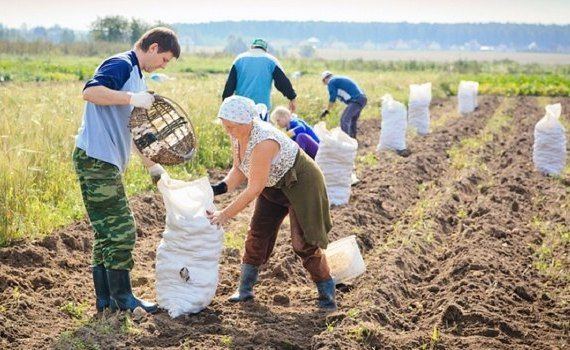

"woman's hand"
[207,210,228,229]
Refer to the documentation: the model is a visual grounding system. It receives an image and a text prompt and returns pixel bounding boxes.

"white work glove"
[128,91,155,109]
[148,164,166,184]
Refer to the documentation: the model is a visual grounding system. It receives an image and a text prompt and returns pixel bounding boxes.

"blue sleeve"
[83,57,132,91]
[328,82,337,103]
[290,125,304,135]
[288,119,300,130]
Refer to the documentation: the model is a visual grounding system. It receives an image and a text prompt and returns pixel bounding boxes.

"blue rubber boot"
[92,265,110,312]
[316,278,337,310]
[106,269,158,314]
[228,264,259,302]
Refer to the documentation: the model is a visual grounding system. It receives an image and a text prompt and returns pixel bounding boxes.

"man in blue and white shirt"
[222,38,297,121]
[73,27,180,314]
[320,71,368,139]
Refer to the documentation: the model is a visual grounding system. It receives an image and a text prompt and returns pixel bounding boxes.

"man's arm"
[327,83,338,104]
[273,66,297,101]
[82,56,153,108]
[319,83,337,117]
[222,65,238,100]
[83,86,131,105]
[131,140,167,184]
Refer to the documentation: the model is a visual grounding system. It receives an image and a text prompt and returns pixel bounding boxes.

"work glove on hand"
[129,91,155,109]
[319,109,330,119]
[211,181,228,196]
[148,164,166,185]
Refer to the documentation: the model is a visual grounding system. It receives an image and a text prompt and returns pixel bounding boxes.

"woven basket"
[129,94,197,165]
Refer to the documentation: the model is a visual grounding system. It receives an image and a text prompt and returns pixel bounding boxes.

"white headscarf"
[218,96,258,124]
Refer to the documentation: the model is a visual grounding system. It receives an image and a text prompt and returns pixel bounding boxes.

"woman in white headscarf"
[208,95,336,310]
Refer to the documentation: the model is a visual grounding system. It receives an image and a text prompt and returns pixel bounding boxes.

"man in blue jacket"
[73,27,180,314]
[320,71,367,139]
[222,38,297,121]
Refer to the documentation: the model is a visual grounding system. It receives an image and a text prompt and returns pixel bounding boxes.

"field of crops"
[0,91,568,348]
[1,54,569,246]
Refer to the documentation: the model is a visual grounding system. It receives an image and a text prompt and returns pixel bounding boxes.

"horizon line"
[2,20,569,31]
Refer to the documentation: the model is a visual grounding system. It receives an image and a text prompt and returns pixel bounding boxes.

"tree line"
[1,19,569,52]
[176,21,570,52]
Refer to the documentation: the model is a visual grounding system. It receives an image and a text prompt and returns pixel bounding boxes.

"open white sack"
[408,83,432,135]
[533,103,567,176]
[458,81,479,114]
[377,94,408,151]
[314,122,358,206]
[155,175,223,318]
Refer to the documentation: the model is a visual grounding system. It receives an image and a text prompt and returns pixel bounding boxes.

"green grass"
[346,308,360,319]
[55,331,101,350]
[52,313,124,350]
[530,216,570,284]
[60,301,90,320]
[223,226,247,250]
[421,325,442,350]
[120,314,141,335]
[0,75,232,245]
[220,335,233,348]
[447,97,515,171]
[356,152,379,171]
[442,74,570,97]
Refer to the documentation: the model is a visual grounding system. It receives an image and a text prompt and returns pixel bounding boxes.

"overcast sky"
[1,0,569,30]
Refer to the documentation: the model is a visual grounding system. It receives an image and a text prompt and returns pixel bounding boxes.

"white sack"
[155,175,223,318]
[314,122,358,206]
[377,94,408,151]
[458,80,479,114]
[408,82,432,135]
[533,103,567,176]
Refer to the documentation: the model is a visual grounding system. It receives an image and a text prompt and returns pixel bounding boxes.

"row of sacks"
[316,83,433,207]
[287,81,481,207]
[377,83,433,153]
[377,81,481,153]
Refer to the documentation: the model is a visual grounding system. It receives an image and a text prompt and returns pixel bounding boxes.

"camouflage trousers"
[72,148,136,270]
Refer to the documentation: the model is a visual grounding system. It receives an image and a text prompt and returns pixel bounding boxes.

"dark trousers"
[243,188,331,282]
[295,133,319,159]
[340,95,368,139]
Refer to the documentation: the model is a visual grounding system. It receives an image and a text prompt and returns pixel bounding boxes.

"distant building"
[527,42,538,51]
[306,37,320,47]
[464,40,481,51]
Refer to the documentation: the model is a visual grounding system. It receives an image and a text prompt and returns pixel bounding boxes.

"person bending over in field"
[73,27,180,314]
[270,106,320,159]
[319,71,367,140]
[208,96,337,311]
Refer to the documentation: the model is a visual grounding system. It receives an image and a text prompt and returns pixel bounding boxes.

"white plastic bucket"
[324,235,366,284]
